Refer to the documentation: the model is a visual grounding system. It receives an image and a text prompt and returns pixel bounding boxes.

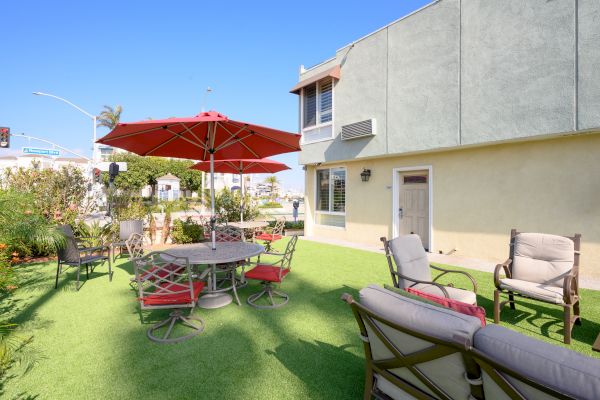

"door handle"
[399,207,403,219]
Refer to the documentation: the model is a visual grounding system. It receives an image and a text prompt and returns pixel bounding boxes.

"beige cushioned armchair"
[494,229,581,344]
[381,234,477,305]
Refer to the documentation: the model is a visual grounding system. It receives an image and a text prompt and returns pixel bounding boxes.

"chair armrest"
[494,259,512,288]
[80,245,109,256]
[391,271,450,298]
[563,273,579,304]
[430,265,478,294]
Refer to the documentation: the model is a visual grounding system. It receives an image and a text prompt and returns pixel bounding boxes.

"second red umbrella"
[191,158,290,222]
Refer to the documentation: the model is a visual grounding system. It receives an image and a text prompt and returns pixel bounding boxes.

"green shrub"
[267,220,304,230]
[214,189,259,223]
[171,218,204,244]
[259,202,283,209]
[0,191,64,259]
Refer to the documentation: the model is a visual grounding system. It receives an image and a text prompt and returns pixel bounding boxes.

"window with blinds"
[315,167,346,227]
[316,169,330,211]
[319,80,332,124]
[331,169,345,212]
[303,85,317,128]
[302,78,334,142]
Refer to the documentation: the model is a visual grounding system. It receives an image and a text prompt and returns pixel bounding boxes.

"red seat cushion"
[407,288,487,327]
[142,281,205,306]
[255,234,283,242]
[245,265,289,283]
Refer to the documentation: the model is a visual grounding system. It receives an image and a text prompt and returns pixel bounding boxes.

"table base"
[197,293,233,309]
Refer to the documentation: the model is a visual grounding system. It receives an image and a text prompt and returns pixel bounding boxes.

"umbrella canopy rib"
[214,123,260,158]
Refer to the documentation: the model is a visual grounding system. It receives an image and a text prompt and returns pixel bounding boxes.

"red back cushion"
[407,288,486,327]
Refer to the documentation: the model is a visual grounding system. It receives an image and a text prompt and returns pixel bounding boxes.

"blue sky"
[0,0,431,191]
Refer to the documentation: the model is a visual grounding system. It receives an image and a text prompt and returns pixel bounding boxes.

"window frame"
[314,166,346,216]
[300,78,335,144]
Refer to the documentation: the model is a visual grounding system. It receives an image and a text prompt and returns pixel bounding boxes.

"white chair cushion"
[412,283,477,305]
[499,278,564,304]
[474,325,600,400]
[512,233,574,287]
[360,285,482,400]
[388,235,431,289]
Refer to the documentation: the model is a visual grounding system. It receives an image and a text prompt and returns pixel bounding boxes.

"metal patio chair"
[126,232,147,284]
[494,229,582,344]
[133,251,206,343]
[111,219,143,262]
[245,235,298,308]
[255,217,285,252]
[381,234,478,305]
[214,224,246,305]
[55,225,112,290]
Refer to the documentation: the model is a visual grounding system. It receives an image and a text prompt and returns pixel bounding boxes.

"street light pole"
[32,92,98,162]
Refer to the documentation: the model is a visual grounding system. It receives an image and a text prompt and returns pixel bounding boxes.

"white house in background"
[0,154,90,172]
[0,156,18,171]
[156,174,180,201]
[17,154,54,170]
[53,157,89,172]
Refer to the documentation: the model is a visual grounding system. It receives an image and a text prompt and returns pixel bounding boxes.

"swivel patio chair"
[134,251,206,343]
[381,235,478,305]
[126,232,149,284]
[214,224,246,305]
[111,219,144,262]
[255,217,285,252]
[245,235,298,308]
[56,225,112,290]
[494,229,582,344]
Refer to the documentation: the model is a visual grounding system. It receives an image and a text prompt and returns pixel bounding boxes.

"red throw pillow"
[406,288,486,327]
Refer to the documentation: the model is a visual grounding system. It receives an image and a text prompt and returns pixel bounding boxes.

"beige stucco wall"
[304,133,600,281]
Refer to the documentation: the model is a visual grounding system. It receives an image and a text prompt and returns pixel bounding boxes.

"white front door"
[398,171,429,250]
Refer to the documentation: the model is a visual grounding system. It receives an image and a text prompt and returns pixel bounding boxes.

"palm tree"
[264,175,279,202]
[96,105,123,130]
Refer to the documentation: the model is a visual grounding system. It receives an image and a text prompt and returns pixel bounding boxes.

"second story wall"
[297,0,600,165]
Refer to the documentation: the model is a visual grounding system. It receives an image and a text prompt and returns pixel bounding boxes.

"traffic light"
[0,127,9,148]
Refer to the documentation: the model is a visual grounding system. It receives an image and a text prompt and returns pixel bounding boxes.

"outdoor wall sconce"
[360,168,371,182]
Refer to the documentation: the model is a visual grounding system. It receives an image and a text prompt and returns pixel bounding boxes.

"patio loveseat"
[343,285,600,400]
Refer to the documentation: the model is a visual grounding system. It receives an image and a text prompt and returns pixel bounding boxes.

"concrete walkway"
[299,235,600,290]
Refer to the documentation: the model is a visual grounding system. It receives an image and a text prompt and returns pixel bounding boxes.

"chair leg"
[364,364,374,400]
[108,257,113,282]
[55,261,61,289]
[76,265,81,291]
[574,300,582,326]
[231,271,241,306]
[508,292,516,310]
[247,281,289,309]
[493,290,501,324]
[86,264,89,279]
[147,309,205,344]
[564,305,572,345]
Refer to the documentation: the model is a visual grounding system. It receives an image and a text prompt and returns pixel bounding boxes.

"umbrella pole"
[210,152,216,250]
[240,170,244,223]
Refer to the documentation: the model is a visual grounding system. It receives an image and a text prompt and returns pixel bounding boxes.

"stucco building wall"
[305,134,600,281]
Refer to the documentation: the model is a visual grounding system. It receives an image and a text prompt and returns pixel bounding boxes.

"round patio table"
[228,221,268,242]
[228,221,268,230]
[167,242,264,309]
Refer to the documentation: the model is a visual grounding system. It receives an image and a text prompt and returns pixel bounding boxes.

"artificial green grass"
[2,238,599,399]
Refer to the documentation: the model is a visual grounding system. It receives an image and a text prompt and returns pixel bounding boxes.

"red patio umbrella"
[96,111,300,249]
[190,158,290,222]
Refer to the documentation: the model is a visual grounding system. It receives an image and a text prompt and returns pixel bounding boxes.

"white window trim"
[300,78,335,144]
[314,166,346,216]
